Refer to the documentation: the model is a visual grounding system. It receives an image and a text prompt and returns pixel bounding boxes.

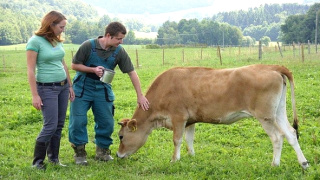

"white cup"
[100,69,115,84]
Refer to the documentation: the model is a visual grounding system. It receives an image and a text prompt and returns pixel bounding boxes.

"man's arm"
[128,70,149,111]
[71,63,104,78]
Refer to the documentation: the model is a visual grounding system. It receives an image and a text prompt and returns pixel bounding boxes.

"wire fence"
[1,43,319,73]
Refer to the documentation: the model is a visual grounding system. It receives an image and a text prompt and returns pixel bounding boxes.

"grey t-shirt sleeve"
[116,47,135,73]
[72,40,92,65]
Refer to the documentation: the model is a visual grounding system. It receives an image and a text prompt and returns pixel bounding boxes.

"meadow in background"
[0,44,319,179]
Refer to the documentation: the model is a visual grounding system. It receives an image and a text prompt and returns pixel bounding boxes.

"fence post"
[293,42,295,57]
[2,54,5,71]
[301,44,305,62]
[182,49,184,62]
[162,49,165,65]
[308,40,311,54]
[299,42,301,57]
[217,46,222,65]
[277,42,283,58]
[135,49,139,68]
[315,10,319,53]
[259,41,262,60]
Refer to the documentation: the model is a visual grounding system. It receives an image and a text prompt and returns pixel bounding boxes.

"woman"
[26,11,75,170]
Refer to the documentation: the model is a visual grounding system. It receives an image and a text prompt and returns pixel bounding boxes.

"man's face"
[108,33,125,47]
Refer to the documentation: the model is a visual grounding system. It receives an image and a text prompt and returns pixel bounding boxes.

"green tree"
[124,30,136,45]
[281,15,306,43]
[281,3,320,44]
[68,21,91,44]
[98,15,112,29]
[260,36,271,46]
[242,36,256,46]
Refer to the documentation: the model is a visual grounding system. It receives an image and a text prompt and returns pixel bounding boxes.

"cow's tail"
[277,66,299,139]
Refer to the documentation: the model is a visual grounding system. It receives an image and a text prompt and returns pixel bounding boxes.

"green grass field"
[0,44,319,179]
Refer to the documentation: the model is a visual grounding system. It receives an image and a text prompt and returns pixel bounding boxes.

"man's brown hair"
[105,22,127,37]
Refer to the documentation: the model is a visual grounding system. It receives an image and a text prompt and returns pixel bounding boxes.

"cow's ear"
[118,119,130,127]
[127,119,137,132]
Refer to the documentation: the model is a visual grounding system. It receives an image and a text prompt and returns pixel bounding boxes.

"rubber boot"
[47,136,66,167]
[95,146,114,161]
[71,144,88,165]
[32,141,47,170]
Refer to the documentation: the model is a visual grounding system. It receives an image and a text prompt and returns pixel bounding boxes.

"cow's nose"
[116,152,123,158]
[119,136,123,140]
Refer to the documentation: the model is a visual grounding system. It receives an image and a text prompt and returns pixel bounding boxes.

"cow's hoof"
[301,161,310,170]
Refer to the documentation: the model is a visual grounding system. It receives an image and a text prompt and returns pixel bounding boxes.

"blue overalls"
[69,39,121,149]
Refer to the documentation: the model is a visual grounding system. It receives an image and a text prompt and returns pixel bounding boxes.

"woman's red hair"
[35,11,66,46]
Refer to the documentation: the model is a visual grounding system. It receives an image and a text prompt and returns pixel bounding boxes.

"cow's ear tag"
[128,119,137,132]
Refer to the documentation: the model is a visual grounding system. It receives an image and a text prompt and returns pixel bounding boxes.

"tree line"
[154,3,319,46]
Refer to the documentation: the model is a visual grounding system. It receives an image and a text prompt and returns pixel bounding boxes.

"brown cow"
[117,64,309,169]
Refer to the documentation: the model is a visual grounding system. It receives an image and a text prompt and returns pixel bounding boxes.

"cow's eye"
[119,135,123,140]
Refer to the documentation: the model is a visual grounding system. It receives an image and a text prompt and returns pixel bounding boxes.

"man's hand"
[94,66,105,77]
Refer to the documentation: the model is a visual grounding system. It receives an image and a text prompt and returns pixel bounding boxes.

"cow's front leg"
[185,124,195,156]
[171,119,186,162]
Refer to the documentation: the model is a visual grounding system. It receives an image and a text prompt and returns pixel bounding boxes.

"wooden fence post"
[293,42,295,57]
[135,49,139,68]
[217,46,222,65]
[182,49,184,62]
[162,49,165,65]
[2,55,5,71]
[259,41,262,60]
[277,42,283,58]
[301,44,305,62]
[298,42,301,57]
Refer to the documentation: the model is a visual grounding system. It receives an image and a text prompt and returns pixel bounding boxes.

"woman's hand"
[69,86,75,102]
[32,95,43,110]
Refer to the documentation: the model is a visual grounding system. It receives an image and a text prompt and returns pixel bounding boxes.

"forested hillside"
[0,0,318,46]
[212,4,309,29]
[0,0,98,45]
[212,4,310,41]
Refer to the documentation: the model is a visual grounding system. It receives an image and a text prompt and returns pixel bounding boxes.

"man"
[68,22,149,165]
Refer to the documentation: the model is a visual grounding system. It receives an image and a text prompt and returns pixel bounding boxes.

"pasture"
[0,44,319,179]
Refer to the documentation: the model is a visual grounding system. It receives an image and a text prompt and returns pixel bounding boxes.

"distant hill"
[0,0,98,21]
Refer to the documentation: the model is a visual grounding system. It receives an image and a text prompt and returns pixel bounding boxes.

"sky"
[96,0,306,25]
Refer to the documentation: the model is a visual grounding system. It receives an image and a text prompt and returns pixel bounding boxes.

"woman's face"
[51,19,67,36]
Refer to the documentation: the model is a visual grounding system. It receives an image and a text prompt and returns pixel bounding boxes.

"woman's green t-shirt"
[26,35,66,83]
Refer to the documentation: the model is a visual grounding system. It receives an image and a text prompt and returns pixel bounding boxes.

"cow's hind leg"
[276,97,309,169]
[185,124,195,156]
[258,117,284,167]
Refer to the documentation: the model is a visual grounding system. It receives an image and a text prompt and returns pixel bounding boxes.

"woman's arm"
[62,60,75,101]
[26,50,42,110]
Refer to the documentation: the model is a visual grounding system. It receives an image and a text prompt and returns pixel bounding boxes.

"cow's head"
[116,118,149,158]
